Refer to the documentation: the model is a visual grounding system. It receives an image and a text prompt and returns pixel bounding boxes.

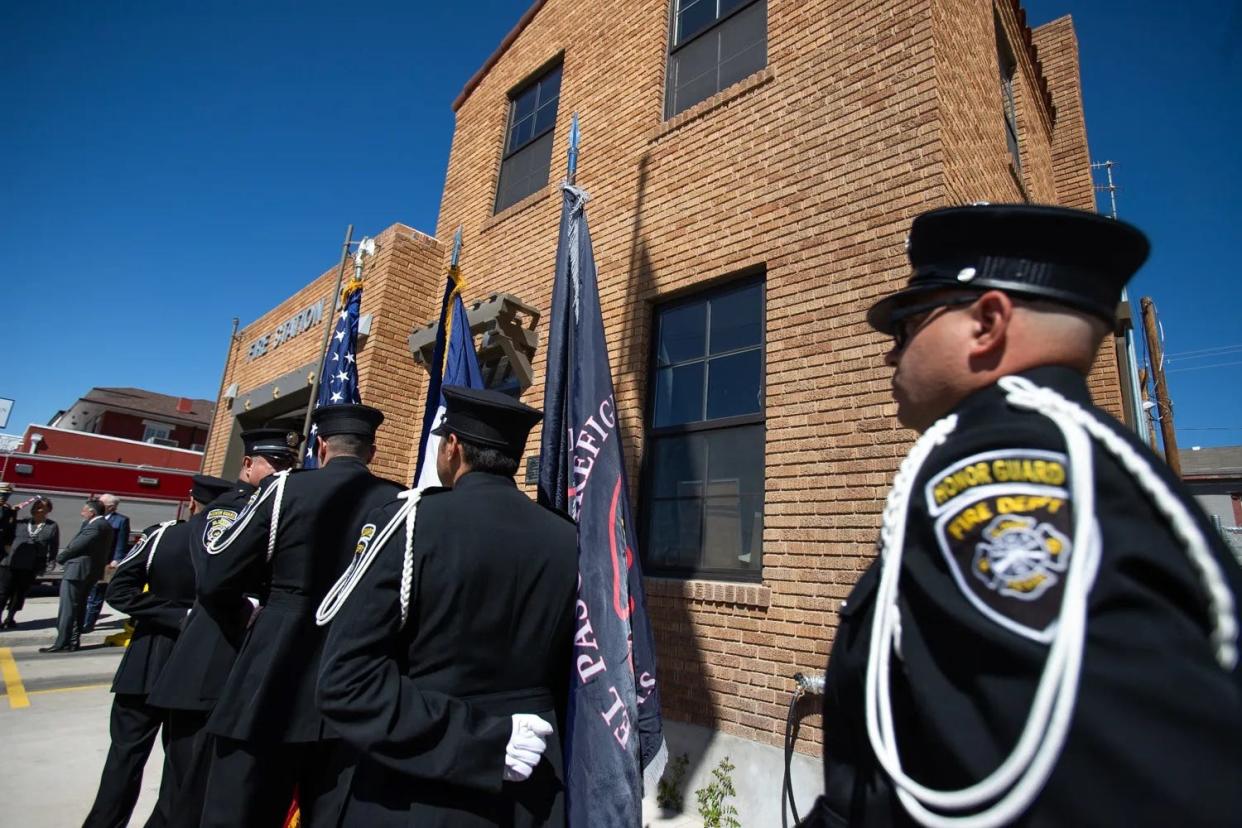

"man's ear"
[969,290,1013,358]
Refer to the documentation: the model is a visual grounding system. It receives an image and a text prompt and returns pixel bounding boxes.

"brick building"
[54,387,214,450]
[201,1,1129,823]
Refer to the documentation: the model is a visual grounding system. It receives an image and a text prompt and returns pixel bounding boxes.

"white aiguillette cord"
[316,487,426,629]
[115,520,178,571]
[205,470,291,562]
[864,375,1238,828]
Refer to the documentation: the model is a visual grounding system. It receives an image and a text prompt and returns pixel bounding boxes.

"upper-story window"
[142,422,173,443]
[641,275,765,580]
[665,0,767,119]
[995,14,1021,173]
[494,63,563,213]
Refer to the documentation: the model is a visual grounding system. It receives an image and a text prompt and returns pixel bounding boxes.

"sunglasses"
[889,295,979,351]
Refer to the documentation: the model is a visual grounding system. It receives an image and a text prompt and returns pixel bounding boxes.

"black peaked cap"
[191,474,234,504]
[312,403,385,439]
[241,427,300,459]
[432,386,542,460]
[867,203,1150,334]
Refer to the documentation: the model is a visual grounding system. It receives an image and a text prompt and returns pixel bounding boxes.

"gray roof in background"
[1181,445,1242,478]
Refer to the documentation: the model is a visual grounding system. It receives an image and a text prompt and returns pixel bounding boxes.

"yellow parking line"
[27,683,111,697]
[0,648,29,709]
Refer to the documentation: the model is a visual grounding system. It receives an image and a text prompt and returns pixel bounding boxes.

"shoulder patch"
[202,507,240,549]
[925,449,1068,516]
[354,523,377,556]
[927,449,1073,643]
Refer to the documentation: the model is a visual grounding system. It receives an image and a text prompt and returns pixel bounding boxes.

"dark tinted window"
[665,0,767,118]
[643,276,765,579]
[495,64,563,213]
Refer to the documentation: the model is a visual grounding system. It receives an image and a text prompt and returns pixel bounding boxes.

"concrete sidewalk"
[0,584,132,649]
[0,596,161,827]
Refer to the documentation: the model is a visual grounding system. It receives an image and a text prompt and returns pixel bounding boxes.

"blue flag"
[304,280,363,469]
[413,266,484,486]
[539,183,667,826]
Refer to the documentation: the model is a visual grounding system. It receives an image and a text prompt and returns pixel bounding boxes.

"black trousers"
[54,577,92,648]
[200,736,352,828]
[82,693,165,828]
[162,709,211,828]
[0,567,36,618]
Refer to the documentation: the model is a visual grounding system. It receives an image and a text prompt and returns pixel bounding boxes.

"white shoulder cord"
[146,520,176,571]
[865,374,1237,828]
[315,487,426,628]
[205,470,290,561]
[115,520,177,570]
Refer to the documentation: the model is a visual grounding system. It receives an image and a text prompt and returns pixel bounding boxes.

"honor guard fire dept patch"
[203,508,240,548]
[925,449,1073,643]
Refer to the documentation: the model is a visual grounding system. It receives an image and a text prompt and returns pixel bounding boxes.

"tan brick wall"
[435,0,1123,752]
[197,0,1119,755]
[201,224,445,481]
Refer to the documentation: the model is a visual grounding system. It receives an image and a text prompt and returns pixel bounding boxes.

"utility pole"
[1140,296,1181,477]
[1137,367,1159,452]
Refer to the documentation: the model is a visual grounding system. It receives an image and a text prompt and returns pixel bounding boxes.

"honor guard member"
[317,386,578,828]
[198,404,400,828]
[799,205,1242,827]
[145,428,297,826]
[83,475,229,828]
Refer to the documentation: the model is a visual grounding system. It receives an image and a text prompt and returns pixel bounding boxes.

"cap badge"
[286,432,300,449]
[957,267,977,282]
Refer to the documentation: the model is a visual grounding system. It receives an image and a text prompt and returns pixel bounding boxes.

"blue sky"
[2,1,1239,448]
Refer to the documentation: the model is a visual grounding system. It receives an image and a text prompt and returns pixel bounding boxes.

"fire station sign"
[247,300,325,361]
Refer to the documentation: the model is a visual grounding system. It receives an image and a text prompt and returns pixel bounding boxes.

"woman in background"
[0,496,59,628]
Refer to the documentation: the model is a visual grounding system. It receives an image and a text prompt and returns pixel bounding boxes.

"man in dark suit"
[144,427,298,826]
[42,498,114,652]
[197,404,400,828]
[82,477,229,828]
[317,387,578,828]
[83,493,132,633]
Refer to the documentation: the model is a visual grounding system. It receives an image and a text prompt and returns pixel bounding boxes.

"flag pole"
[301,224,354,459]
[200,315,240,473]
[566,112,580,186]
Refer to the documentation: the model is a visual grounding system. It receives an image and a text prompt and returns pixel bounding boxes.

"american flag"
[304,280,363,469]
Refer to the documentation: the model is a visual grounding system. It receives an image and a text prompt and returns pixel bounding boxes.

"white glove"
[503,714,554,782]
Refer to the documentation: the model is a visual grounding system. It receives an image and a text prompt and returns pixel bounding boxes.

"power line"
[1179,427,1242,432]
[1166,343,1242,359]
[1166,359,1242,374]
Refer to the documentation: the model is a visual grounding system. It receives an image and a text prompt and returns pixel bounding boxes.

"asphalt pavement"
[0,591,162,827]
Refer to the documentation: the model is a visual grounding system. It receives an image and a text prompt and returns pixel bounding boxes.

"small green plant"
[695,756,741,828]
[656,752,690,811]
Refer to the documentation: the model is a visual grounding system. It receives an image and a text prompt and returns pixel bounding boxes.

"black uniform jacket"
[106,520,197,696]
[318,471,578,828]
[804,366,1242,827]
[146,482,256,712]
[202,455,401,744]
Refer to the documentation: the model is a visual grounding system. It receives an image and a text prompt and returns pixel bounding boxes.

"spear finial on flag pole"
[450,225,464,270]
[567,112,580,186]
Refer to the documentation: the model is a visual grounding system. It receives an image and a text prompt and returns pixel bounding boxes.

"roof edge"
[452,0,549,112]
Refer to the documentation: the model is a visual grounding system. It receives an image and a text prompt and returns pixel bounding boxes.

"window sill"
[482,181,556,233]
[644,576,771,610]
[649,67,775,144]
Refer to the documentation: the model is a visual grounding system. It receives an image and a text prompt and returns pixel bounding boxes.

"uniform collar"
[453,471,518,491]
[955,364,1092,417]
